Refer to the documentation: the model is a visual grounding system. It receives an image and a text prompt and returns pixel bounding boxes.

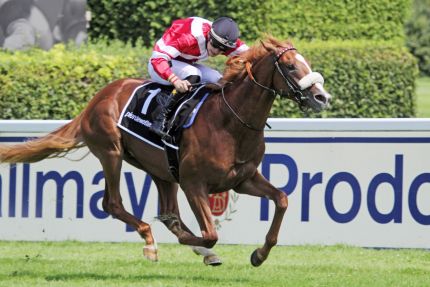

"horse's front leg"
[177,183,219,248]
[153,177,222,266]
[234,171,288,267]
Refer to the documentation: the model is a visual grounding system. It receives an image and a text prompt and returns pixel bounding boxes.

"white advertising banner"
[0,119,429,248]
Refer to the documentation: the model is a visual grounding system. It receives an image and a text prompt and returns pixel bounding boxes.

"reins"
[221,84,267,131]
[245,62,277,97]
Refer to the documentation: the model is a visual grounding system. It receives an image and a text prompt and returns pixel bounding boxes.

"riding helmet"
[209,17,239,50]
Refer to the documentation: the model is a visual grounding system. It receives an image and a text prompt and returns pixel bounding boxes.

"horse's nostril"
[315,94,328,104]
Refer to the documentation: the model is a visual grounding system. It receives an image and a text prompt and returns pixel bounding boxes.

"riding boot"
[150,75,201,138]
[150,90,180,138]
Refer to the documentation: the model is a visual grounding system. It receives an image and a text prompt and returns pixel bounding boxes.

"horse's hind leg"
[153,177,222,266]
[85,138,157,261]
[234,171,288,267]
[190,246,221,266]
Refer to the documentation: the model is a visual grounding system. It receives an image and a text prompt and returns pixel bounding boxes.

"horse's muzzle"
[298,73,331,112]
[309,87,331,112]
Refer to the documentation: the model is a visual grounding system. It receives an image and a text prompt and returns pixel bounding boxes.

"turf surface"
[0,241,429,287]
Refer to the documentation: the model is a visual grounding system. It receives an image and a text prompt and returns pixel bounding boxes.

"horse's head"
[223,37,331,114]
[271,44,331,112]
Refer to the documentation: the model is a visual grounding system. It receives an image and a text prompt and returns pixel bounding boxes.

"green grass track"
[0,241,429,287]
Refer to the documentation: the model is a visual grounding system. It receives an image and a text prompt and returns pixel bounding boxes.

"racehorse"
[0,37,331,267]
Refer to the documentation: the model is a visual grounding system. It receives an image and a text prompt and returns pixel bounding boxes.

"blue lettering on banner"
[261,154,297,221]
[9,164,17,217]
[367,155,403,224]
[409,173,430,225]
[325,172,361,223]
[0,149,429,227]
[301,172,322,221]
[22,164,30,217]
[36,170,84,218]
[89,171,109,219]
[0,162,155,231]
[259,153,430,226]
[88,170,154,231]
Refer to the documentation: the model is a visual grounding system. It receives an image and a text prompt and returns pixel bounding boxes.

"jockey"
[148,16,249,137]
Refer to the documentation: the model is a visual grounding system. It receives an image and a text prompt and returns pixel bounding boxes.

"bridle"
[246,46,310,110]
[221,46,309,131]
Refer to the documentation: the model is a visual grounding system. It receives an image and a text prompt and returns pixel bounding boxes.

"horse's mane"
[222,36,293,83]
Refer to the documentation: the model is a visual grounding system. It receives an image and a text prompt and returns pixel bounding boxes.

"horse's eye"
[285,64,295,70]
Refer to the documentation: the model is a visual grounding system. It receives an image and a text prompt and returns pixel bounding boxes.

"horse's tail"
[0,114,85,163]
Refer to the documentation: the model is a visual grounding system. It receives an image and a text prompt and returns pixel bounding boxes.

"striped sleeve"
[225,39,249,57]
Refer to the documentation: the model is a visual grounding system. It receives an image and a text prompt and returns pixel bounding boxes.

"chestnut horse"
[0,37,331,266]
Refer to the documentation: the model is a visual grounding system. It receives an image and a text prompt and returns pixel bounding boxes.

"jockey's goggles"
[209,29,236,51]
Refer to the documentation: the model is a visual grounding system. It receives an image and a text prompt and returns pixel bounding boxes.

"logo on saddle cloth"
[117,81,211,150]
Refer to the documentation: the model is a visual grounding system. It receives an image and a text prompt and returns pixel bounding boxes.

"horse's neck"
[225,55,276,130]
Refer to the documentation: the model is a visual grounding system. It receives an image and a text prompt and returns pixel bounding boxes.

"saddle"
[117,81,218,181]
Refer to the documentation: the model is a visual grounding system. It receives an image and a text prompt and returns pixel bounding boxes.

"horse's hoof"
[250,249,264,267]
[203,255,222,266]
[143,245,158,262]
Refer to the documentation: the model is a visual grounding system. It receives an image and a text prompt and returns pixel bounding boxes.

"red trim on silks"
[151,58,173,80]
[150,17,249,79]
[153,18,210,59]
[224,39,247,56]
[168,74,179,83]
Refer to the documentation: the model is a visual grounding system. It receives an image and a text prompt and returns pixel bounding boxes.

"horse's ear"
[260,40,271,52]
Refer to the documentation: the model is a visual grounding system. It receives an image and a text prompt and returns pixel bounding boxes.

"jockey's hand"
[173,79,191,93]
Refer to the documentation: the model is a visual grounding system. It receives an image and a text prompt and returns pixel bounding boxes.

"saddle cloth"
[117,81,212,179]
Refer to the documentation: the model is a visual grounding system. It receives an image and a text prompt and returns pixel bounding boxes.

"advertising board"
[0,119,429,248]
